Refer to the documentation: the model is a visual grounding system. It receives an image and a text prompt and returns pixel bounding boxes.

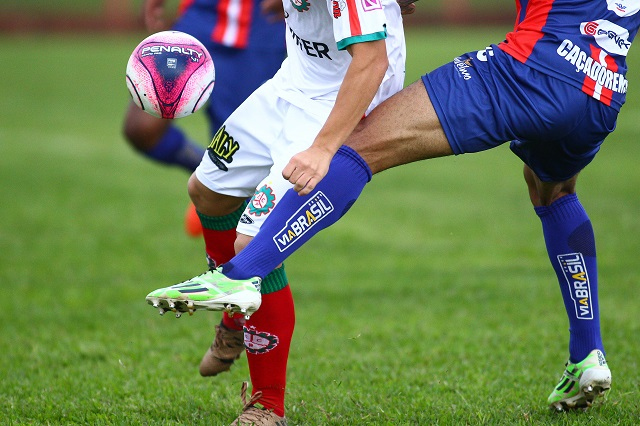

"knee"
[188,174,208,209]
[188,174,246,216]
[122,104,166,151]
[522,166,577,207]
[536,189,576,206]
[122,121,157,151]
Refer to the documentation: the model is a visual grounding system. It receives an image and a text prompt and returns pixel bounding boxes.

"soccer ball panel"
[125,31,215,119]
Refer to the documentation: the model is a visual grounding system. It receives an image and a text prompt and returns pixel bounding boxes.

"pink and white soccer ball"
[126,31,215,119]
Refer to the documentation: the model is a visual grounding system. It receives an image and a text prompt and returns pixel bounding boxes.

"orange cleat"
[185,202,203,237]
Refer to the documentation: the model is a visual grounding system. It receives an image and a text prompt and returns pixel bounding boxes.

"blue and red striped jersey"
[178,0,284,50]
[499,0,639,109]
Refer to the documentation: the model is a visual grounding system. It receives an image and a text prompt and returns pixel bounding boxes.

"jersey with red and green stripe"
[498,0,640,110]
[271,0,404,113]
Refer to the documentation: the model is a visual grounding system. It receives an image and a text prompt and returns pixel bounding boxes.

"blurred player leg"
[122,102,205,172]
[123,102,206,236]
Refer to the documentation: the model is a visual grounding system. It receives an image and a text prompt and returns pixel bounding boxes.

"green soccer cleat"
[548,349,612,411]
[146,269,262,319]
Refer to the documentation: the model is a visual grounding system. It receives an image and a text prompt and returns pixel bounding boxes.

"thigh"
[422,48,515,155]
[346,80,452,175]
[195,82,285,198]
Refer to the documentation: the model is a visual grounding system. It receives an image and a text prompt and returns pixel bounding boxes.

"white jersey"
[272,0,406,115]
[197,0,406,237]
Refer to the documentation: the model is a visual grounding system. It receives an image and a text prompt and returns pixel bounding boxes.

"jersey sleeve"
[329,0,388,50]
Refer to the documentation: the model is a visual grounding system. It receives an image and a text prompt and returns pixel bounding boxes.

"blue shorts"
[173,4,285,137]
[422,45,619,182]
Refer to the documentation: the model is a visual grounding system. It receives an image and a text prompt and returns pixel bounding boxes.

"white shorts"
[195,79,333,236]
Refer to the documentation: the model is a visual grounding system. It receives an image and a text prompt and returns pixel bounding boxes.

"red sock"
[244,286,295,417]
[202,227,236,268]
[222,312,246,330]
[202,227,242,330]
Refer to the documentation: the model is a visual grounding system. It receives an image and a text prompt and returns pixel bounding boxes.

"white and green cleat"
[548,349,612,411]
[146,269,262,319]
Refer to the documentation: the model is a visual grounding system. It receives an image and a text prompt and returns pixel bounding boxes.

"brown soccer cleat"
[199,323,245,376]
[230,381,288,426]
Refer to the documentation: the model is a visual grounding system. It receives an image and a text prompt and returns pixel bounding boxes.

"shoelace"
[240,381,264,410]
[236,382,287,426]
[239,381,282,424]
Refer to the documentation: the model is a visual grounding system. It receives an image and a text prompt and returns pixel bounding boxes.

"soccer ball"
[125,31,215,119]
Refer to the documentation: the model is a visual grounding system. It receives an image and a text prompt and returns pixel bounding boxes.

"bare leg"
[123,101,204,171]
[187,174,246,216]
[122,101,170,151]
[348,80,453,175]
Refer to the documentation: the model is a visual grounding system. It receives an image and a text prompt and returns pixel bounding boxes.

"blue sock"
[224,146,372,280]
[144,126,205,172]
[535,193,604,363]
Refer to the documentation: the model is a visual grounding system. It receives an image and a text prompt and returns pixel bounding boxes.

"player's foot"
[230,382,288,426]
[199,323,245,377]
[184,202,203,237]
[548,349,611,411]
[145,269,262,318]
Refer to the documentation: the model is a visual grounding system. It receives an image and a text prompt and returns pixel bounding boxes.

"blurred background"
[0,0,514,32]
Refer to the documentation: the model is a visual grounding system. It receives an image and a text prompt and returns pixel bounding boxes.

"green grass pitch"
[0,27,638,424]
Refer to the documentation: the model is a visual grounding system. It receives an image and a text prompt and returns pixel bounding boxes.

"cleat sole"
[550,382,610,411]
[146,296,260,319]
